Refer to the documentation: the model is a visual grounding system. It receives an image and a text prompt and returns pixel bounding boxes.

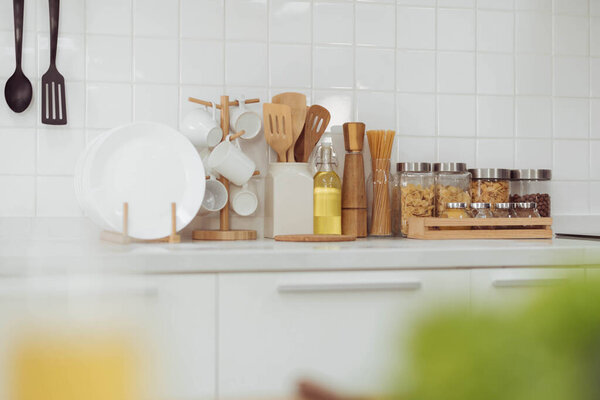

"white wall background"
[0,0,598,222]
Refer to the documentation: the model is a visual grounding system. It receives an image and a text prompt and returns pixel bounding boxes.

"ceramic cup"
[208,136,256,186]
[181,104,223,148]
[229,96,261,140]
[199,177,228,216]
[230,181,258,216]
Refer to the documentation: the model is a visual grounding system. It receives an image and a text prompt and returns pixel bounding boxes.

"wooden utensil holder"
[100,202,181,244]
[407,217,553,240]
[188,95,260,241]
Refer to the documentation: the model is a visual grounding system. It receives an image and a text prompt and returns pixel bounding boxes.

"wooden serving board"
[407,217,553,240]
[274,234,356,242]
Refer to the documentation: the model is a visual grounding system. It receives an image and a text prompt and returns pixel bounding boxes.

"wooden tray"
[407,217,553,240]
[274,234,356,242]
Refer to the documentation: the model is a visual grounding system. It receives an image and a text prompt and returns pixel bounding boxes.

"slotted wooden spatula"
[41,0,67,125]
[295,105,330,162]
[272,92,306,162]
[263,103,293,162]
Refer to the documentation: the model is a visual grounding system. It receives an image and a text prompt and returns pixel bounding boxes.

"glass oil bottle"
[313,143,342,234]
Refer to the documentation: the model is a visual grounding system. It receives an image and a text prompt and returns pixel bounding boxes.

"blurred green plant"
[392,279,600,400]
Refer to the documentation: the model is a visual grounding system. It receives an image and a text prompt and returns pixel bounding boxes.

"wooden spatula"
[295,105,331,162]
[263,103,293,162]
[272,92,306,162]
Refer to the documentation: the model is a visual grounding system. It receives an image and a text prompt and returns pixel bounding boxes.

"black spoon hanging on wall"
[4,0,33,113]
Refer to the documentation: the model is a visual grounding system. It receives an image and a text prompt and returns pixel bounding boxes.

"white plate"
[75,130,115,230]
[81,122,205,239]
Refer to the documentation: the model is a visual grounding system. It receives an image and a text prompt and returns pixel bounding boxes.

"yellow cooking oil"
[313,144,341,235]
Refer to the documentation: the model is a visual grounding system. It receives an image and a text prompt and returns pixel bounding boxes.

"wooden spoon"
[295,105,331,162]
[263,103,293,162]
[272,92,307,162]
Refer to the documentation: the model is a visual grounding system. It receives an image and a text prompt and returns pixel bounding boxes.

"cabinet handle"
[492,278,568,288]
[278,281,422,293]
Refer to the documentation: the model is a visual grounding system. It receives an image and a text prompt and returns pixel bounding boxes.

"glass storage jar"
[469,168,510,206]
[510,169,552,217]
[391,162,434,237]
[440,202,470,230]
[514,202,541,218]
[433,162,471,217]
[471,202,493,219]
[493,203,516,218]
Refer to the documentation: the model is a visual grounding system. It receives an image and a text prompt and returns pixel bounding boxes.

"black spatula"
[41,0,67,125]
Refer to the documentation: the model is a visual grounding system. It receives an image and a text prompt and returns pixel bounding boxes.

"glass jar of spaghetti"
[392,163,434,237]
[433,162,471,217]
[468,168,510,207]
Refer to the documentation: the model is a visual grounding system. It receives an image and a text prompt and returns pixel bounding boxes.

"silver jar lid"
[515,202,537,209]
[433,162,468,173]
[510,169,552,181]
[471,202,492,209]
[446,202,468,209]
[495,202,514,209]
[468,168,510,180]
[396,162,431,172]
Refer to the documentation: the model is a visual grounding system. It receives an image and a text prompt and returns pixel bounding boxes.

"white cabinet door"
[149,274,216,400]
[0,275,216,400]
[218,270,470,397]
[471,268,584,310]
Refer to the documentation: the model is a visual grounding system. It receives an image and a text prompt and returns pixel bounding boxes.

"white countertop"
[1,217,599,275]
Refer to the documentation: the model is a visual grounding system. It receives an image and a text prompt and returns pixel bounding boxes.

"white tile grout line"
[266,0,271,101]
[352,0,358,122]
[512,0,517,168]
[474,2,479,167]
[589,0,593,210]
[130,0,135,123]
[434,0,440,162]
[222,1,227,96]
[177,0,182,130]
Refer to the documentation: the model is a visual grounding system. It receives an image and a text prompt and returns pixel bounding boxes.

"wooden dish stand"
[188,95,260,241]
[407,217,553,240]
[101,202,181,244]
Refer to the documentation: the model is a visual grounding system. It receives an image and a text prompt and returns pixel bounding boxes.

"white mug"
[230,181,258,216]
[208,136,256,186]
[181,104,223,148]
[229,96,261,140]
[199,176,228,216]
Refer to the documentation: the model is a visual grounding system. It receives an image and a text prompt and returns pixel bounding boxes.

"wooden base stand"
[189,95,258,241]
[101,202,181,244]
[407,217,553,240]
[193,229,257,241]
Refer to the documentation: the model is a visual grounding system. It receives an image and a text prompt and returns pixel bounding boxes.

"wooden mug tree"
[188,95,260,241]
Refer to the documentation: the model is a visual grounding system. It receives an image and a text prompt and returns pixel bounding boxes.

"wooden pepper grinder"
[341,122,367,237]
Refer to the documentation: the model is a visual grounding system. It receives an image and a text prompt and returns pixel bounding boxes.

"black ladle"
[4,0,33,113]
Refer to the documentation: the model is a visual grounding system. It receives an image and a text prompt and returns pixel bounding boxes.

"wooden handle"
[188,97,260,109]
[123,202,129,237]
[171,203,177,235]
[229,130,246,141]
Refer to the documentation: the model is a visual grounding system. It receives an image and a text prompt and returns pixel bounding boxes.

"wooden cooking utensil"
[274,234,356,242]
[263,103,293,162]
[272,92,307,162]
[295,105,331,162]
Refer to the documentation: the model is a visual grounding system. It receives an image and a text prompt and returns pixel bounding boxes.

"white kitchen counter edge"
[0,238,598,274]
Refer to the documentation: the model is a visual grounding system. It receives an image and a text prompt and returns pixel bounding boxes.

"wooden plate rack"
[101,202,181,244]
[407,217,553,240]
[188,95,260,241]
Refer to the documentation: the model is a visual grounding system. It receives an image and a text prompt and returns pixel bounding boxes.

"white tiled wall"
[0,0,598,220]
